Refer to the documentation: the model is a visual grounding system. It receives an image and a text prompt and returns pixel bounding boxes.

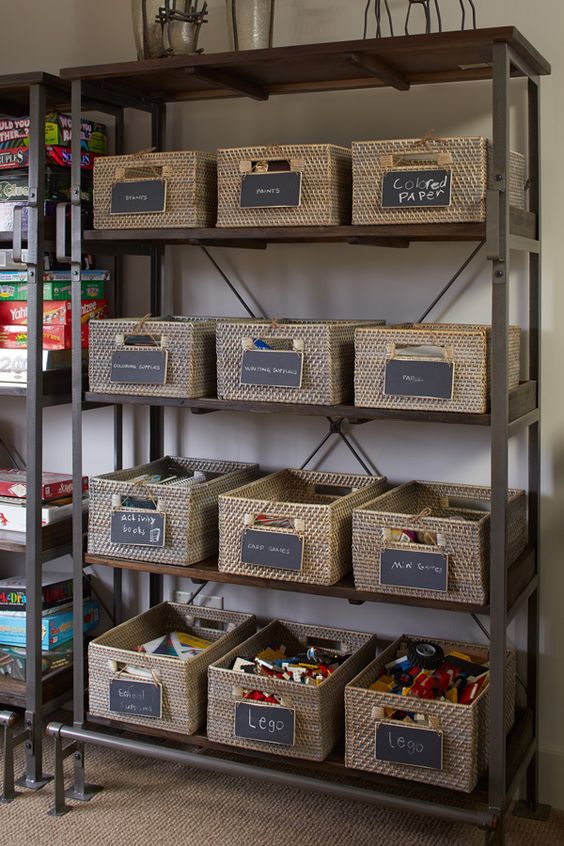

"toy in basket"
[345,635,516,792]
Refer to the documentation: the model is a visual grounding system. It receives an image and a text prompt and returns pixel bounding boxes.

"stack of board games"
[0,268,109,375]
[0,469,88,532]
[0,572,99,660]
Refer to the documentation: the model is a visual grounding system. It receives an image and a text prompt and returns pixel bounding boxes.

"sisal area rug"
[0,738,562,845]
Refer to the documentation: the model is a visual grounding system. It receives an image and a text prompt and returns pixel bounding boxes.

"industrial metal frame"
[42,31,548,843]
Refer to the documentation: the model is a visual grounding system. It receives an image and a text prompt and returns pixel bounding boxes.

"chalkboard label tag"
[240,171,302,209]
[111,510,166,547]
[381,169,452,208]
[384,359,454,400]
[235,701,296,746]
[111,179,167,215]
[241,528,303,571]
[109,678,162,719]
[240,349,303,389]
[380,548,448,593]
[110,348,168,386]
[375,722,443,770]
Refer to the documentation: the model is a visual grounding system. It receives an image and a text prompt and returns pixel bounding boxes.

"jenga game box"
[0,113,107,171]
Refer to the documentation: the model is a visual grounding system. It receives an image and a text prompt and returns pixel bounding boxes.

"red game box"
[0,469,88,501]
[0,299,108,326]
[0,323,89,350]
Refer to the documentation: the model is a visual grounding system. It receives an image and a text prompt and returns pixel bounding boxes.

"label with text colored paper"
[240,171,302,208]
[235,701,295,746]
[375,722,443,770]
[241,528,303,571]
[110,348,168,386]
[110,179,166,215]
[109,678,162,719]
[111,510,166,547]
[381,169,452,208]
[380,548,448,593]
[240,349,303,389]
[384,359,454,400]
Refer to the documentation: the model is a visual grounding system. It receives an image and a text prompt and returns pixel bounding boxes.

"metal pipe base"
[15,774,52,790]
[512,801,551,821]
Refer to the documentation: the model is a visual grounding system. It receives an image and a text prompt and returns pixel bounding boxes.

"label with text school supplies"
[384,359,454,400]
[375,722,443,770]
[381,169,452,208]
[110,348,168,386]
[240,171,302,209]
[111,179,167,215]
[109,678,162,719]
[110,510,166,547]
[235,701,296,746]
[380,548,448,593]
[241,528,303,571]
[240,349,303,389]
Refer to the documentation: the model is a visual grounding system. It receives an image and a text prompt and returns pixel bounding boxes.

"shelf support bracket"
[301,418,381,476]
[186,67,268,101]
[342,52,410,92]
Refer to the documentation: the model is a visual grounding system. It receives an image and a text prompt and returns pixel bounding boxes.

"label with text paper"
[380,547,448,593]
[109,679,162,719]
[111,510,166,547]
[235,701,295,746]
[240,171,302,208]
[384,359,454,400]
[381,169,452,208]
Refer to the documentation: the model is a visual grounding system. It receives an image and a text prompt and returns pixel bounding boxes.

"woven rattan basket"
[216,144,352,227]
[345,635,516,792]
[87,456,258,566]
[88,316,217,399]
[352,481,526,604]
[93,150,217,229]
[217,319,384,405]
[354,323,521,413]
[208,619,377,760]
[218,469,388,586]
[352,137,526,225]
[88,603,256,735]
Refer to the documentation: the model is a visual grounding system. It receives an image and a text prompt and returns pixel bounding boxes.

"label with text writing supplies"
[384,359,454,400]
[380,548,448,593]
[235,701,296,746]
[375,722,443,770]
[110,510,166,547]
[110,348,168,386]
[240,171,302,209]
[110,179,167,215]
[241,528,303,571]
[381,169,452,208]
[109,678,162,719]
[240,349,303,389]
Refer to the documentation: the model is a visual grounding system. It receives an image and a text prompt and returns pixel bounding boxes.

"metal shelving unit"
[47,28,549,843]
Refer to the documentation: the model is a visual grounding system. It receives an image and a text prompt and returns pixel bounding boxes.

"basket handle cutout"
[108,661,161,685]
[441,495,491,514]
[242,337,304,353]
[313,483,355,498]
[372,706,441,731]
[386,342,454,362]
[304,635,345,654]
[115,163,172,180]
[239,156,305,174]
[379,150,453,169]
[381,527,446,548]
[244,513,305,534]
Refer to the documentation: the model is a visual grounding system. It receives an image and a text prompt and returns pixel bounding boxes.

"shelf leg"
[16,712,51,790]
[48,733,73,817]
[65,744,103,802]
[0,713,24,803]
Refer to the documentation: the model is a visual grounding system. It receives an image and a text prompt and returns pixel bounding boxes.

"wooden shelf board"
[0,664,73,710]
[82,207,536,249]
[84,381,537,429]
[85,708,534,812]
[60,29,550,103]
[85,546,535,617]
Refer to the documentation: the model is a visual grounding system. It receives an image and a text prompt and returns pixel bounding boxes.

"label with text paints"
[375,722,443,770]
[240,349,303,389]
[111,179,167,215]
[109,678,162,719]
[241,528,303,571]
[380,548,448,593]
[111,510,166,547]
[381,169,452,208]
[235,701,295,746]
[110,348,168,386]
[384,359,454,400]
[240,171,302,208]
